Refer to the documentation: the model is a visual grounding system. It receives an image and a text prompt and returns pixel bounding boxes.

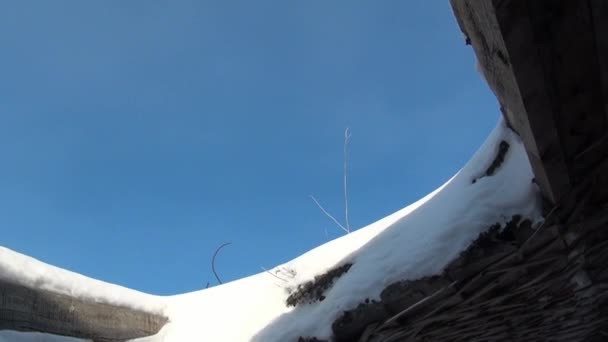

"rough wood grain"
[0,279,168,342]
[450,0,608,207]
[590,0,608,124]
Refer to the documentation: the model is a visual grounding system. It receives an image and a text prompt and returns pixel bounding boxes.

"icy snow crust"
[0,118,542,342]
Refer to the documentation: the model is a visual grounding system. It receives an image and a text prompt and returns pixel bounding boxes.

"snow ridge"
[0,117,542,342]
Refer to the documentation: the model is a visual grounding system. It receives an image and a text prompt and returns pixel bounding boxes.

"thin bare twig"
[310,195,349,234]
[212,242,232,285]
[310,127,352,235]
[344,127,351,233]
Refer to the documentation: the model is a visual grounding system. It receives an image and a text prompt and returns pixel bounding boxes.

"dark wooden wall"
[450,0,608,211]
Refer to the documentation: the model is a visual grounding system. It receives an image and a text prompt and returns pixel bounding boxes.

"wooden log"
[590,0,608,118]
[0,279,168,342]
[450,0,608,206]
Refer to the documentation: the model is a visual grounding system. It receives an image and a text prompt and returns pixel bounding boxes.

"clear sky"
[0,1,500,295]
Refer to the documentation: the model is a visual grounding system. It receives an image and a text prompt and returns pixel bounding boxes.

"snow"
[0,117,542,342]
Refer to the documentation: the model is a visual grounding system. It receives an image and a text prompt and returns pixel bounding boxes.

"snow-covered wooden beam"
[450,0,608,207]
[0,279,168,342]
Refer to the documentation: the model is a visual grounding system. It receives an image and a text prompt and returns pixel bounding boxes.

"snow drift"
[0,117,542,342]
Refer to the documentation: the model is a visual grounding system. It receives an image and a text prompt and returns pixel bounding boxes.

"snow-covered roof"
[0,117,542,341]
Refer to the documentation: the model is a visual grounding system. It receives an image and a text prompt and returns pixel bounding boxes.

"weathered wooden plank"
[449,0,570,205]
[450,0,608,206]
[0,279,168,342]
[521,1,606,170]
[590,0,608,122]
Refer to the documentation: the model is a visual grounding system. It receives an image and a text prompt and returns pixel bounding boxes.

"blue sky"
[0,1,499,295]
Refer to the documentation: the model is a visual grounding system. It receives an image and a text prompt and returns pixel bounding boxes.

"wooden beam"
[450,0,608,206]
[0,279,168,342]
[591,0,608,118]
